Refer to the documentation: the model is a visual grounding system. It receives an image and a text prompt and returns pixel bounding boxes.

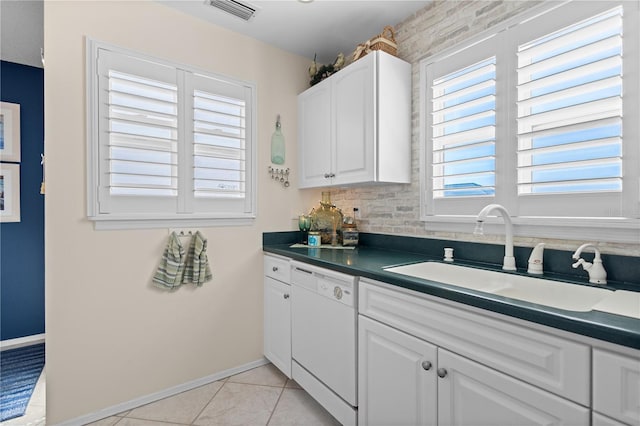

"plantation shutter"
[88,41,258,227]
[515,5,628,217]
[424,35,502,216]
[96,49,180,214]
[188,74,255,216]
[420,1,638,239]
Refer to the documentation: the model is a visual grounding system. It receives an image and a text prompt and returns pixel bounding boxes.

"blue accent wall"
[0,60,45,340]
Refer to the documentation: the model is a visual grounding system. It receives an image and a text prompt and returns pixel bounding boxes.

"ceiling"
[0,0,44,68]
[158,0,431,64]
[0,0,430,69]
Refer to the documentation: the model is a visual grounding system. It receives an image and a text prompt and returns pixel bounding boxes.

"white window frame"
[420,0,640,244]
[86,39,257,230]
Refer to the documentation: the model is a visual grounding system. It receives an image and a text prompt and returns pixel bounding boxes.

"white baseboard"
[52,357,270,426]
[0,333,46,351]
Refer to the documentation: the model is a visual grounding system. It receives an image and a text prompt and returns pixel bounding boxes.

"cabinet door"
[593,349,640,426]
[332,55,375,185]
[264,276,291,378]
[437,349,589,426]
[298,80,332,188]
[359,315,437,426]
[593,412,629,426]
[359,279,591,405]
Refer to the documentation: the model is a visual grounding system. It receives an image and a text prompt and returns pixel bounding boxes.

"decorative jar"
[308,231,321,247]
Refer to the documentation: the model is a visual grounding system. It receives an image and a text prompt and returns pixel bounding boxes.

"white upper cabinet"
[298,82,332,187]
[298,51,411,188]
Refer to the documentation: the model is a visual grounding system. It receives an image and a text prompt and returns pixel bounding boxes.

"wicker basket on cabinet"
[353,25,398,61]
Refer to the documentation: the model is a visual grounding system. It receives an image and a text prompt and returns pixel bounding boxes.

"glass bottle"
[298,214,311,244]
[309,192,343,245]
[270,115,285,165]
[342,215,359,246]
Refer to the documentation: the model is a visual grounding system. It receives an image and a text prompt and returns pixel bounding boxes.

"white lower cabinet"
[437,349,588,426]
[264,277,291,377]
[593,412,630,426]
[359,314,589,426]
[358,279,593,426]
[264,255,640,426]
[359,315,437,425]
[263,255,291,378]
[593,349,640,426]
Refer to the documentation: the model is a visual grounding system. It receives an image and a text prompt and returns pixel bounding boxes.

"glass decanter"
[309,192,343,245]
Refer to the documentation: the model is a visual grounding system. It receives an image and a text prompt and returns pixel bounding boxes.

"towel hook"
[169,228,197,237]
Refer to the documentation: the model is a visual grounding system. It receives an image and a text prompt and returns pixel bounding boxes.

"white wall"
[44,1,319,422]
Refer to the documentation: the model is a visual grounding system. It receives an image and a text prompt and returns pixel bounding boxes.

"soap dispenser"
[527,243,545,275]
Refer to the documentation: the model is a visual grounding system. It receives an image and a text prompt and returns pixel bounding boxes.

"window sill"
[89,214,256,230]
[422,215,640,244]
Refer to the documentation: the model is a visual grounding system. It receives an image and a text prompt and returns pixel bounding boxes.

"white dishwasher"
[290,261,358,425]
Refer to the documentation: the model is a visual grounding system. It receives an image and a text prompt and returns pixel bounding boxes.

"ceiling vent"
[207,0,258,21]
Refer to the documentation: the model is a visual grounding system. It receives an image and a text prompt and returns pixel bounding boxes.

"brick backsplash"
[330,0,639,257]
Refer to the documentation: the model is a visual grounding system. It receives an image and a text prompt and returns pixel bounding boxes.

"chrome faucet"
[474,204,516,271]
[572,243,607,285]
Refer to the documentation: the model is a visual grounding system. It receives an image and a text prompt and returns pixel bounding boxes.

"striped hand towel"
[153,232,186,289]
[183,231,212,286]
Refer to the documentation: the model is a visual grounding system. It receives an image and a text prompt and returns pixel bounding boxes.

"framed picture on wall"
[0,163,21,222]
[0,101,21,162]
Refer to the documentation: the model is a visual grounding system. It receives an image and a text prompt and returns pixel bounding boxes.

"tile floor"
[6,364,341,426]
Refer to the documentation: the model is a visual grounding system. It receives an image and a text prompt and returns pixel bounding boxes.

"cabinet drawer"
[264,254,290,283]
[359,279,591,405]
[593,349,640,426]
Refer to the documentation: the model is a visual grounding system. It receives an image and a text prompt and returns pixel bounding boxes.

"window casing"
[87,40,257,229]
[420,1,639,243]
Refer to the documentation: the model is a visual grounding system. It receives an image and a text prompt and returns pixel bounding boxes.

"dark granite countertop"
[263,232,640,350]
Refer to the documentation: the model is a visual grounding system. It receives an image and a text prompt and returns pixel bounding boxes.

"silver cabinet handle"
[437,368,448,378]
[272,266,278,272]
[283,294,290,299]
[421,361,432,371]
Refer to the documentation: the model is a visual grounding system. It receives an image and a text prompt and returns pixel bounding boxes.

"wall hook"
[169,229,196,237]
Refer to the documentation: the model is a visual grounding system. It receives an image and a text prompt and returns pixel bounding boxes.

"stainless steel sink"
[384,261,614,312]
